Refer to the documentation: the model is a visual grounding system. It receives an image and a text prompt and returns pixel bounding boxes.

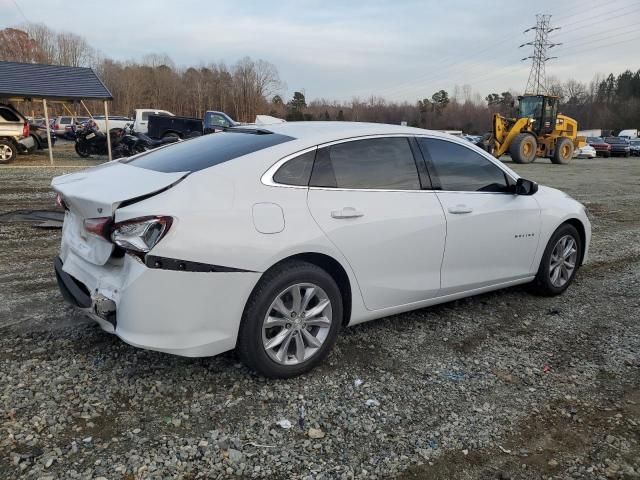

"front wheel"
[75,141,91,158]
[530,224,582,296]
[237,260,342,378]
[551,137,574,164]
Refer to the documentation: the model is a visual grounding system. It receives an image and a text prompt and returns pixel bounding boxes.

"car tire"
[529,223,582,296]
[551,137,574,164]
[0,139,17,163]
[509,133,537,164]
[162,132,180,140]
[604,152,610,158]
[237,260,343,378]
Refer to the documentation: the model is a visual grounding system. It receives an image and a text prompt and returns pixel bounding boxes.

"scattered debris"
[365,399,380,407]
[276,419,293,429]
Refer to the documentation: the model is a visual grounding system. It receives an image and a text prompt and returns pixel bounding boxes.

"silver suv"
[0,104,29,163]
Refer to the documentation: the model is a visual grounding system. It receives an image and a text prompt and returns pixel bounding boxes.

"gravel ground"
[0,152,639,479]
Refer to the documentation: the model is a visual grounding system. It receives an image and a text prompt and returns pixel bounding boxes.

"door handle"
[331,207,364,219]
[448,204,473,214]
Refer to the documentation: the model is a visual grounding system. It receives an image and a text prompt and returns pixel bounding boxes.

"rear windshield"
[122,130,294,173]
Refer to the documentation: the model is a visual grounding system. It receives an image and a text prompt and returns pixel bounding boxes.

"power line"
[11,0,30,23]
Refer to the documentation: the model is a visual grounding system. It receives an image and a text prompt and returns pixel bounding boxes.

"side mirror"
[515,178,538,195]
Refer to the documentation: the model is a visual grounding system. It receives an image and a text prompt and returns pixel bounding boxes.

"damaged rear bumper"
[53,253,261,357]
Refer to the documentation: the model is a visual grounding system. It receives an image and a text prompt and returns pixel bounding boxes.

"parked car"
[629,139,640,156]
[572,144,596,159]
[587,137,611,157]
[27,121,57,150]
[52,122,591,378]
[132,109,174,134]
[603,136,631,157]
[52,116,77,136]
[0,103,29,163]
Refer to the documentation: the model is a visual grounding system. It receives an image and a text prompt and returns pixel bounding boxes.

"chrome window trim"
[261,133,518,193]
[261,145,318,189]
[262,134,421,191]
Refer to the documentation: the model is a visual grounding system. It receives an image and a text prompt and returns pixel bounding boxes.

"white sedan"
[52,122,591,377]
[573,144,597,159]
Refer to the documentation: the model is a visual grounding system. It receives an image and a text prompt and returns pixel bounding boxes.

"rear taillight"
[23,122,29,137]
[110,216,173,254]
[55,193,68,210]
[54,123,59,130]
[84,217,113,239]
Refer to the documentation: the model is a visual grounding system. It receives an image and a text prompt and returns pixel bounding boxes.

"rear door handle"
[448,204,473,214]
[331,207,364,219]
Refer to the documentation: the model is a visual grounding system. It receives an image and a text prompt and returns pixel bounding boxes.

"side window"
[273,150,316,186]
[310,137,420,190]
[0,108,20,122]
[418,138,510,193]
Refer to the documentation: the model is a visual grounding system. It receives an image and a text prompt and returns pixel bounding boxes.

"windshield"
[605,137,627,144]
[122,130,294,173]
[588,137,603,143]
[518,97,543,119]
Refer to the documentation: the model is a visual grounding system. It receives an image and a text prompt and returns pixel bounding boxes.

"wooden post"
[104,100,112,161]
[42,99,54,165]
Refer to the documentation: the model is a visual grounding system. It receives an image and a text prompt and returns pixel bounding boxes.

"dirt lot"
[0,148,639,479]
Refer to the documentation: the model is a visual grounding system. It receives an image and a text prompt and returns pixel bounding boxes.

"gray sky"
[2,0,640,102]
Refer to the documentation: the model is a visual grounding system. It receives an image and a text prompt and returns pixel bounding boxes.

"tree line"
[1,23,638,132]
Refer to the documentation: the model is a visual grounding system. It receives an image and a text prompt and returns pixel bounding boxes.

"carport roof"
[0,61,113,101]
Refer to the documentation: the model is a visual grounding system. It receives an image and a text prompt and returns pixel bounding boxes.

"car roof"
[260,121,453,144]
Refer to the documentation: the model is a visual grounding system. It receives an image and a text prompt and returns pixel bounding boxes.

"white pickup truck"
[132,109,174,134]
[90,115,132,132]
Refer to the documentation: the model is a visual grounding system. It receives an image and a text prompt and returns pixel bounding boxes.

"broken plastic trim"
[144,255,255,273]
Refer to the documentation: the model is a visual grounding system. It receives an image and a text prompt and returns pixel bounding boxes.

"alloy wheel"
[549,235,578,287]
[262,283,332,365]
[0,144,14,161]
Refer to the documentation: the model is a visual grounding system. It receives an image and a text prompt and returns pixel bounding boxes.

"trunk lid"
[52,162,188,265]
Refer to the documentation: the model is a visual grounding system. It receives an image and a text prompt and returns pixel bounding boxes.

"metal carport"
[0,61,114,163]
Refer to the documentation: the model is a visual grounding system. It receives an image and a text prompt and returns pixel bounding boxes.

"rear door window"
[310,137,420,190]
[123,131,294,173]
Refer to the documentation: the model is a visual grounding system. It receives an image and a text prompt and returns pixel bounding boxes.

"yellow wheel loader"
[487,95,585,164]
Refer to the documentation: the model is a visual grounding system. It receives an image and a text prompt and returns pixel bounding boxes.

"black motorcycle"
[120,123,180,156]
[75,121,127,159]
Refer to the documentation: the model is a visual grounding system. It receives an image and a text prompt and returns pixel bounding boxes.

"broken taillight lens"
[110,216,173,254]
[55,193,68,210]
[23,122,29,137]
[84,217,113,239]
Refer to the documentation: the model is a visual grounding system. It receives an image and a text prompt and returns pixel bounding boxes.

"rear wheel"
[509,133,537,164]
[0,140,17,163]
[74,141,91,158]
[530,224,582,296]
[551,137,574,164]
[162,132,180,140]
[237,260,342,378]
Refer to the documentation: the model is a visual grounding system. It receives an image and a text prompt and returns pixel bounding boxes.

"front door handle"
[448,204,473,214]
[331,207,364,219]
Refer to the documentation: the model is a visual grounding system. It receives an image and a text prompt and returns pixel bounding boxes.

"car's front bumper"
[54,252,261,357]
